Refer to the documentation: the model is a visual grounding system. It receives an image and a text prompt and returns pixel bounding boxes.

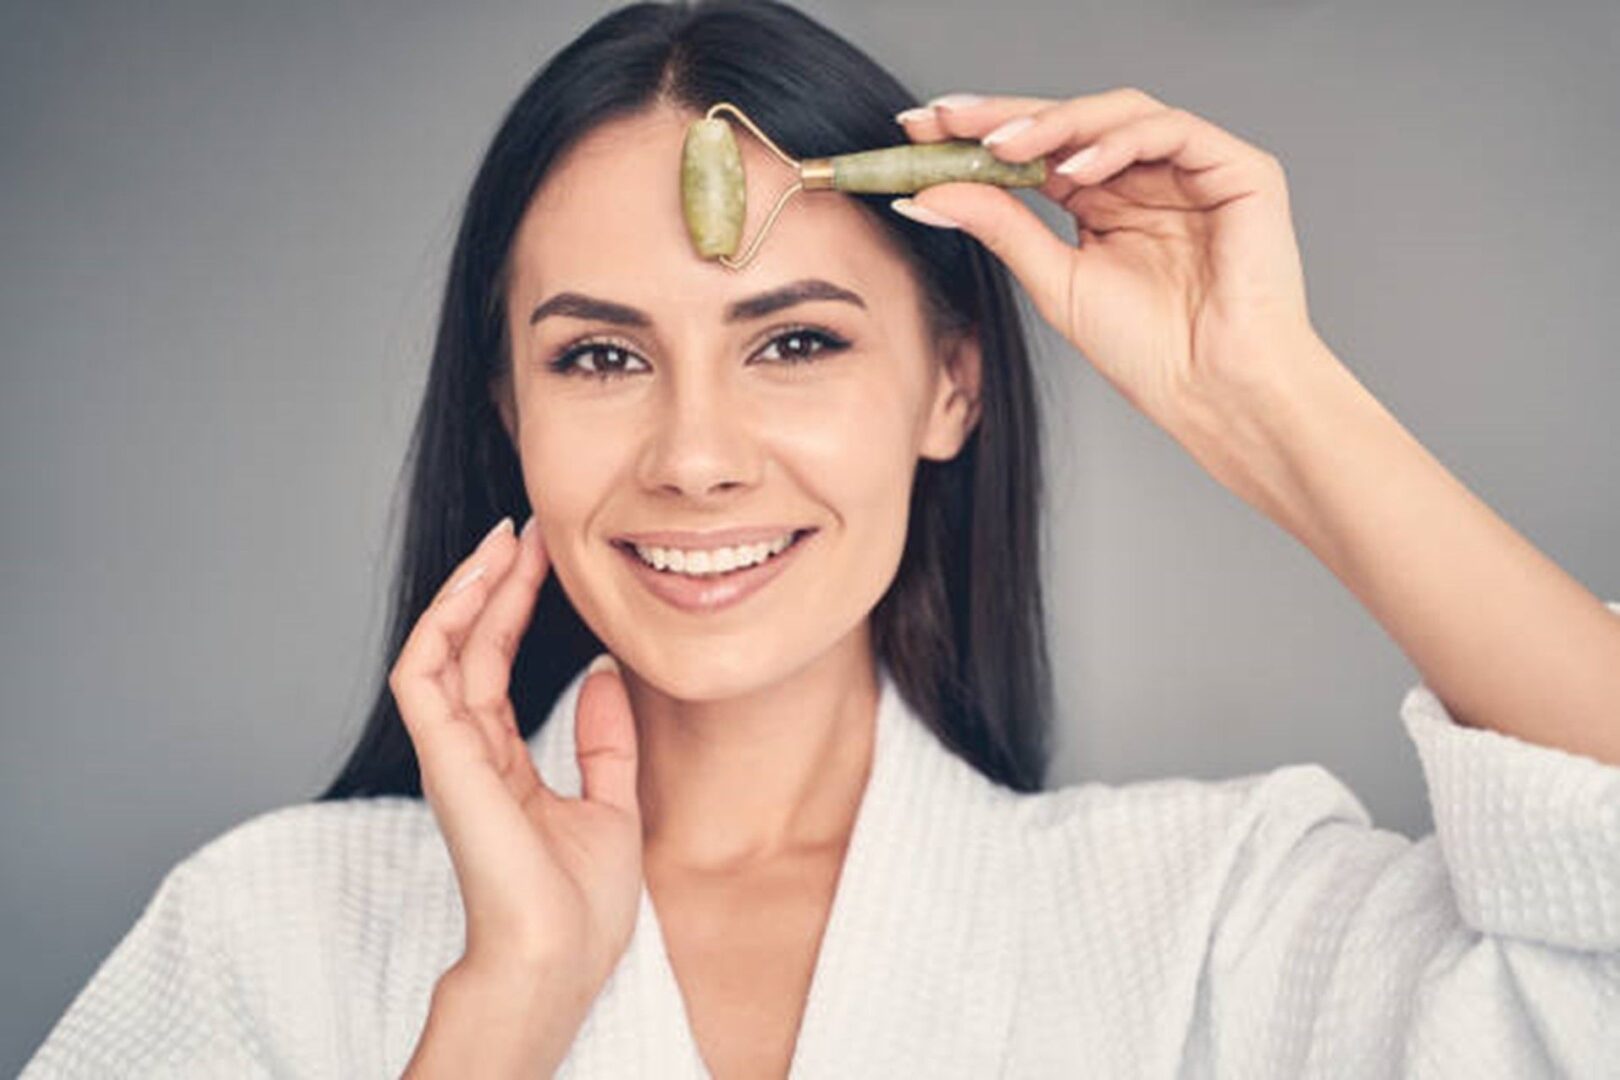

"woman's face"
[497,105,981,701]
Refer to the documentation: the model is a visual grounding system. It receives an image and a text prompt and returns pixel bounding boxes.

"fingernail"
[587,653,620,678]
[926,92,984,110]
[448,563,488,596]
[520,513,536,539]
[894,106,934,125]
[890,198,960,229]
[481,516,515,546]
[981,115,1034,146]
[1055,145,1101,176]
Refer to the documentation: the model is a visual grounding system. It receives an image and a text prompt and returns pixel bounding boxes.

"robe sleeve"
[1187,600,1620,1077]
[19,849,275,1078]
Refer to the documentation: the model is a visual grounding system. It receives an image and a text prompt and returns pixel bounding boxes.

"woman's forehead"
[510,107,908,306]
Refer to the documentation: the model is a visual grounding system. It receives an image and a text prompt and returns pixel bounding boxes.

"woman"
[25,1,1620,1077]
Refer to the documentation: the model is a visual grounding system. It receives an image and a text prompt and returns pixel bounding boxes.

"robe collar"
[526,655,1023,1078]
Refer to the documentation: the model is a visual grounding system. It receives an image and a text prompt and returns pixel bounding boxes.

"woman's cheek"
[771,382,916,585]
[770,369,910,467]
[517,413,624,556]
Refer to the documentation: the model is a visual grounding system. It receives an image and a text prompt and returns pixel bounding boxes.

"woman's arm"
[894,89,1620,764]
[1191,331,1620,766]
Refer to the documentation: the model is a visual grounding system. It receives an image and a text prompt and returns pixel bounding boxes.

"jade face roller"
[682,102,1046,270]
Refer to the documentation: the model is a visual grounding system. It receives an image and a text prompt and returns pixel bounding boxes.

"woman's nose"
[635,374,762,498]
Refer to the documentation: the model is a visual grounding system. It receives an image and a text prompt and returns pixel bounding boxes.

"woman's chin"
[610,643,787,703]
[585,616,832,703]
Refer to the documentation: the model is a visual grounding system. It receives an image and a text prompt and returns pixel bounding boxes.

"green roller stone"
[681,118,746,258]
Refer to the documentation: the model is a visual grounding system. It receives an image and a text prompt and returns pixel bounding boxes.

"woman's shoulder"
[1000,758,1390,910]
[992,762,1423,1003]
[1011,759,1372,840]
[157,794,452,946]
[22,796,454,1078]
[179,794,441,882]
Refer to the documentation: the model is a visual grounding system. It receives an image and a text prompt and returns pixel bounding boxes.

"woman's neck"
[624,633,879,872]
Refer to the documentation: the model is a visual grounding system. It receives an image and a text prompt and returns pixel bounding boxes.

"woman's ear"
[919,328,983,462]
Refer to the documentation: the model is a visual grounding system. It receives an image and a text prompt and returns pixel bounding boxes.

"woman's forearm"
[403,956,594,1079]
[1192,335,1620,766]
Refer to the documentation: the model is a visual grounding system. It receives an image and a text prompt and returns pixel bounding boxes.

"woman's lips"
[613,529,815,614]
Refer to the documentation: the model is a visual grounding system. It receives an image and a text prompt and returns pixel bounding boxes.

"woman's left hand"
[895,88,1330,443]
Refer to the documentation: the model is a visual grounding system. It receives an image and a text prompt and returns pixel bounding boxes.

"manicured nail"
[481,516,515,546]
[448,563,488,596]
[927,92,984,110]
[890,198,960,229]
[894,107,934,125]
[1055,145,1101,176]
[520,513,536,539]
[587,653,620,678]
[981,116,1035,147]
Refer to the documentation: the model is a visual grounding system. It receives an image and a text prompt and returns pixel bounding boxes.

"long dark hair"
[317,0,1053,801]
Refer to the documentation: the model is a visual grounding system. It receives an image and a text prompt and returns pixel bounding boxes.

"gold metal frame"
[704,102,834,271]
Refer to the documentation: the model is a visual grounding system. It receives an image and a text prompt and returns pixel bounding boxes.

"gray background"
[3,0,1616,1069]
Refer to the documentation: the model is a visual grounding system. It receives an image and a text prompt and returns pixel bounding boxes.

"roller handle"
[803,140,1047,193]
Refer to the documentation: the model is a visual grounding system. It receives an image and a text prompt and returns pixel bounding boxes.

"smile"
[612,528,816,613]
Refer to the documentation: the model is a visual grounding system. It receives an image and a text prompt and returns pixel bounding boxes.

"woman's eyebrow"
[527,277,866,328]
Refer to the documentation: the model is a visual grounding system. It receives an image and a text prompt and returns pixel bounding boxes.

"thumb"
[575,653,640,820]
[896,183,1075,330]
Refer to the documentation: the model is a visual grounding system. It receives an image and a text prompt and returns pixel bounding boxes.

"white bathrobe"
[23,603,1620,1077]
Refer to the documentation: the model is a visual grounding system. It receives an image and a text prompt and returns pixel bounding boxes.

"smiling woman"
[363,0,1052,1067]
[23,0,1620,1077]
[313,1,1051,805]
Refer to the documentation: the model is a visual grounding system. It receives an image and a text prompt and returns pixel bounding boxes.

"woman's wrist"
[403,954,596,1079]
[1168,325,1358,549]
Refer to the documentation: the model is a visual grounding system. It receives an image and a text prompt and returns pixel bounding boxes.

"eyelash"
[545,324,851,382]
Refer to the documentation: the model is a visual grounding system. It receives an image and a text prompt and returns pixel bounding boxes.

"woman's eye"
[547,342,647,380]
[548,327,849,381]
[753,328,849,365]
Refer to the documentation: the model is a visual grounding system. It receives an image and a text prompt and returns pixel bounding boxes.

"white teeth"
[630,532,799,577]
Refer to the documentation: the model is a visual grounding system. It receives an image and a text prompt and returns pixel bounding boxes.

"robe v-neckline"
[527,657,1022,1079]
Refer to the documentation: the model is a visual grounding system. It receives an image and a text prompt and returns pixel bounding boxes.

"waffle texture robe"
[24,602,1620,1077]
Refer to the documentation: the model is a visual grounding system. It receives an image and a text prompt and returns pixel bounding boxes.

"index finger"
[894,92,1059,143]
[390,517,520,771]
[896,88,1174,206]
[459,514,551,768]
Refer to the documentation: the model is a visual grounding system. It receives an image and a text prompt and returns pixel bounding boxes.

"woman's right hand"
[389,514,644,997]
